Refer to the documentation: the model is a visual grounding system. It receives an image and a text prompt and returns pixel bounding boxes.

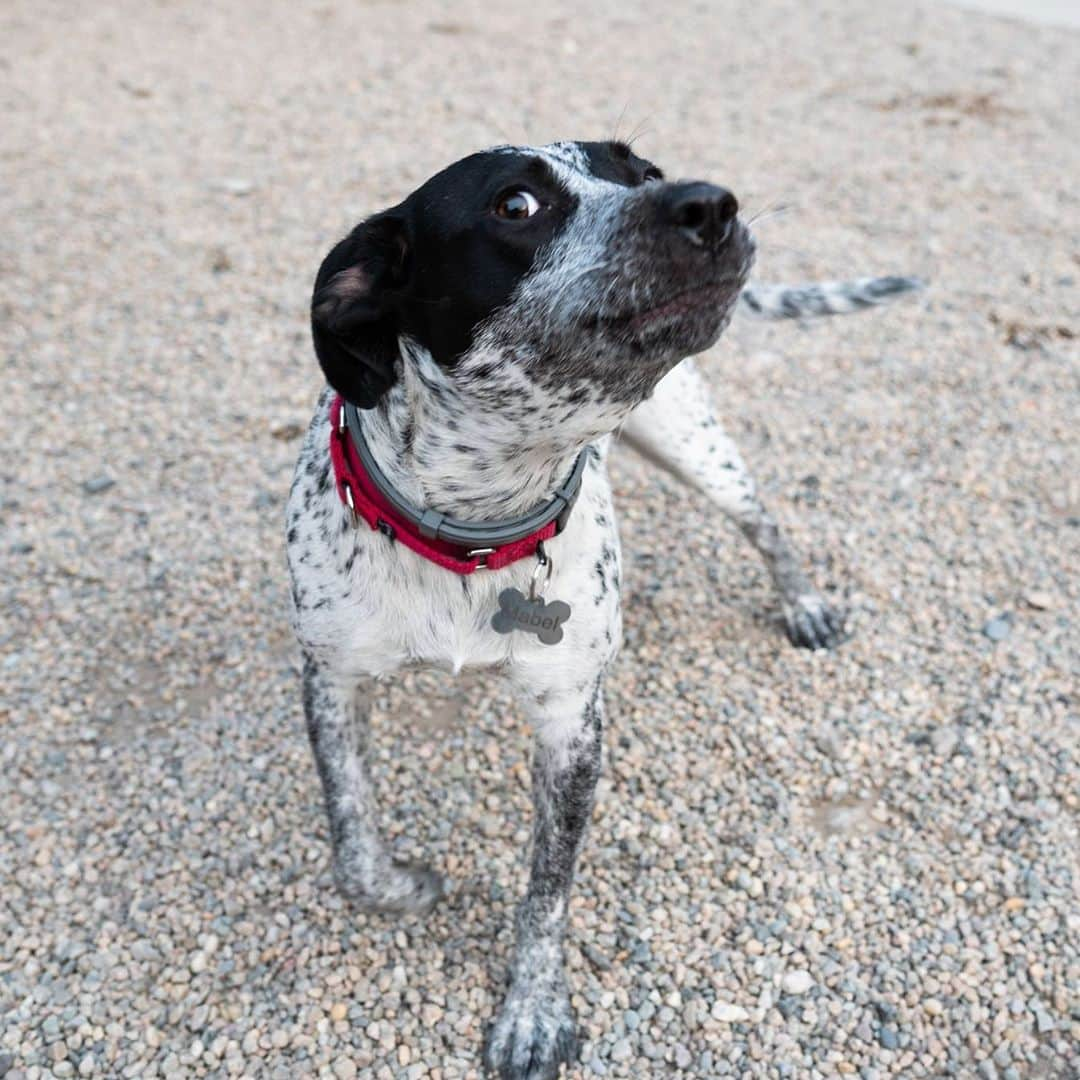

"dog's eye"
[643,166,664,184]
[494,190,542,220]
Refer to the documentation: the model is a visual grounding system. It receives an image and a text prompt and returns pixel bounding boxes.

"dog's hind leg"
[302,657,444,914]
[619,358,845,649]
[483,677,605,1079]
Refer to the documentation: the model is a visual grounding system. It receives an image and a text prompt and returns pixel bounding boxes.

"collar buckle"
[467,547,495,569]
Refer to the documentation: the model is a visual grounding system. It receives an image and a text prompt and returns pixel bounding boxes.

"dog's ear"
[311,214,409,409]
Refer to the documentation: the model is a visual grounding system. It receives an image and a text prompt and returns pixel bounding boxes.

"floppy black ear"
[311,215,408,409]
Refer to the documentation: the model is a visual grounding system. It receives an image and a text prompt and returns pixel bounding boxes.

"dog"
[286,139,918,1079]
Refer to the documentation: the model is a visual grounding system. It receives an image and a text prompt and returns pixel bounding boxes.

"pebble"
[1023,591,1054,610]
[1033,1008,1055,1034]
[981,615,1013,641]
[81,475,115,495]
[781,971,815,996]
[211,177,255,196]
[711,1002,750,1023]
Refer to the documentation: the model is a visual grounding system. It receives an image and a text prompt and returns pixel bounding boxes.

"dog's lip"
[629,281,734,328]
[602,278,740,331]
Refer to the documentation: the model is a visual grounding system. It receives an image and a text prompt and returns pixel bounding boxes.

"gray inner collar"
[343,401,586,549]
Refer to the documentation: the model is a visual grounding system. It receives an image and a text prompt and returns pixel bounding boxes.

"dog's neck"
[354,341,624,521]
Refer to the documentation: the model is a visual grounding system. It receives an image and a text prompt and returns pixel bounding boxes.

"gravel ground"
[2,1,1078,1077]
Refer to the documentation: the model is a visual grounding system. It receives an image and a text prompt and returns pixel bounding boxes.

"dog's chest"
[287,422,622,681]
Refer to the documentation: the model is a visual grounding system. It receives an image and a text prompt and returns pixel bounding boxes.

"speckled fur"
[287,140,915,1079]
[618,358,847,647]
[740,274,922,320]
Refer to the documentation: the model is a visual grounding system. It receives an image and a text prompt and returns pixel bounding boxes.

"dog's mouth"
[592,277,742,338]
[621,280,737,330]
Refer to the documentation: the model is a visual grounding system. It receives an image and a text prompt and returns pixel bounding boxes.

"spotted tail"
[739,276,923,320]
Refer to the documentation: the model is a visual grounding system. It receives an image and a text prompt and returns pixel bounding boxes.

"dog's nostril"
[664,183,740,248]
[674,200,708,232]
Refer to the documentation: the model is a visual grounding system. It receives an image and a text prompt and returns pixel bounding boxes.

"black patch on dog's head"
[311,139,746,411]
[577,140,664,187]
[312,149,587,408]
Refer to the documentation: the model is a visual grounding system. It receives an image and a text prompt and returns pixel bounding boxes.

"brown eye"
[495,190,541,220]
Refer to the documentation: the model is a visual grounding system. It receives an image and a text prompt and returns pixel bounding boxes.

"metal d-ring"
[529,541,553,602]
[342,482,359,528]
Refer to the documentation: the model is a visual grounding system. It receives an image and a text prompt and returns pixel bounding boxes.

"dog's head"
[312,140,755,412]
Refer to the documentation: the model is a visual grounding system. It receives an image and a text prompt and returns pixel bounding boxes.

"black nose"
[661,182,739,249]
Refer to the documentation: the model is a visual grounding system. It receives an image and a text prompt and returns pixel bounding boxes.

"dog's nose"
[661,182,739,249]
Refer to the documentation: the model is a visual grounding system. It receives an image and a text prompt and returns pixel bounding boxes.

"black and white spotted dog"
[286,140,917,1078]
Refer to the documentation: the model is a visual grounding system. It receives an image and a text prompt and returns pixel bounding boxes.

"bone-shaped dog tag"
[491,588,572,645]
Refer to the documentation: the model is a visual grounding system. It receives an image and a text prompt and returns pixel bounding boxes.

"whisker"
[745,205,792,228]
[744,196,795,228]
[597,273,622,316]
[625,117,653,148]
[611,103,631,144]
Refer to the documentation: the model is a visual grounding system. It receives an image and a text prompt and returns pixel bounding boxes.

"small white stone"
[711,1001,750,1023]
[211,177,255,196]
[782,971,815,996]
[332,1057,357,1080]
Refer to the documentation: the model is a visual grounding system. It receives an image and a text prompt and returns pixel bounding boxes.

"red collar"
[328,395,572,575]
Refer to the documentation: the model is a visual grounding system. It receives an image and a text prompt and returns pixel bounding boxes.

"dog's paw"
[782,593,847,650]
[334,858,445,916]
[483,979,578,1079]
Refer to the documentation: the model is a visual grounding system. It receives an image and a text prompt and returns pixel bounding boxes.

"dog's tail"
[739,275,923,320]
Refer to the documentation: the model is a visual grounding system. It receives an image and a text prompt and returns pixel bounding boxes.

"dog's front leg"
[302,657,444,915]
[620,357,845,649]
[484,679,604,1080]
